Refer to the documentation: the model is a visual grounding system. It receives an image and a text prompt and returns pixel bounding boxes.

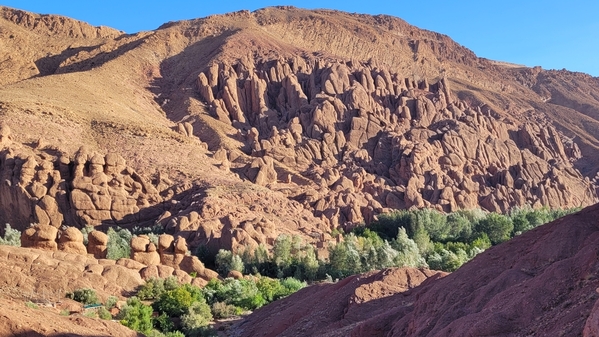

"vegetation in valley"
[205,206,580,281]
[0,206,579,336]
[119,275,305,336]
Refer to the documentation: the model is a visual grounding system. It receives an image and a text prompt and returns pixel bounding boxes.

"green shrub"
[83,310,97,318]
[165,332,186,337]
[60,309,70,316]
[211,301,239,319]
[137,278,166,300]
[279,277,306,296]
[0,224,21,246]
[147,331,186,337]
[25,301,38,309]
[79,225,94,246]
[255,277,284,302]
[181,300,213,332]
[152,312,174,333]
[153,284,203,317]
[185,327,218,337]
[106,227,132,260]
[97,306,112,320]
[146,233,159,245]
[163,276,180,291]
[202,278,265,310]
[66,288,98,305]
[105,296,118,310]
[118,297,153,335]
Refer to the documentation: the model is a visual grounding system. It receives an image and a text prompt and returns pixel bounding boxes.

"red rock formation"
[1,5,599,255]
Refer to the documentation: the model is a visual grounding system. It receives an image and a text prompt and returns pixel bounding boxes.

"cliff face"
[0,6,598,251]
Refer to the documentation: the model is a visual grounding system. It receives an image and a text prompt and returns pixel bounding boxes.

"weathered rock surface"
[0,245,142,299]
[0,142,164,231]
[0,296,138,337]
[88,230,108,259]
[0,244,141,336]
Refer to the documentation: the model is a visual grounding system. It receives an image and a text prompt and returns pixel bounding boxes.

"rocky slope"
[0,244,141,336]
[232,203,599,336]
[0,6,599,254]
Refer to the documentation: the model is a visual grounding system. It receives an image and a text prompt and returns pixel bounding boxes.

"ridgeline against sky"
[2,0,599,77]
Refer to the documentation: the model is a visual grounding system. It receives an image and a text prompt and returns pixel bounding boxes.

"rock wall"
[195,57,597,226]
[20,225,219,285]
[0,125,164,231]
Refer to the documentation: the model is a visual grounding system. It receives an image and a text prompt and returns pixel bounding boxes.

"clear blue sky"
[2,0,598,76]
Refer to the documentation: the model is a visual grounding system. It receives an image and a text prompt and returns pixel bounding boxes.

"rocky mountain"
[1,6,599,255]
[232,203,599,336]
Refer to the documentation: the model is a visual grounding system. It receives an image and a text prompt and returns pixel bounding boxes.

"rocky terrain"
[0,244,141,336]
[18,224,219,285]
[1,6,599,255]
[233,203,599,336]
[1,5,599,336]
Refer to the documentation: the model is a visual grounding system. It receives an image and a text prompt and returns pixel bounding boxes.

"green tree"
[118,297,153,335]
[446,211,473,241]
[106,227,132,260]
[215,249,244,276]
[300,245,319,281]
[476,213,513,244]
[230,254,244,273]
[412,226,433,256]
[97,306,112,320]
[414,208,448,242]
[391,228,428,268]
[273,235,293,268]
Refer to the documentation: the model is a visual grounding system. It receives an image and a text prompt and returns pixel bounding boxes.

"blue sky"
[2,0,598,76]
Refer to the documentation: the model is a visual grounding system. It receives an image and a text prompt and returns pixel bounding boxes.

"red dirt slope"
[234,203,599,336]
